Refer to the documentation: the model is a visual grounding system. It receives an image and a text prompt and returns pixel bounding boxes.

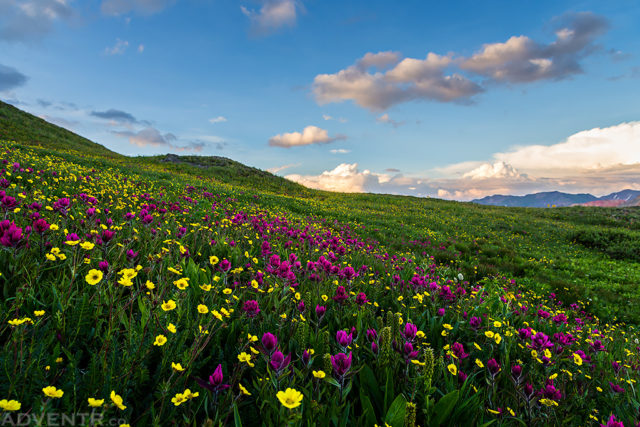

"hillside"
[2,139,640,426]
[0,100,122,158]
[2,110,640,424]
[0,100,309,197]
[1,103,640,323]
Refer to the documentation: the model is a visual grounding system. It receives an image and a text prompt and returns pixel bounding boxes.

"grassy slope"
[0,101,121,158]
[2,102,640,323]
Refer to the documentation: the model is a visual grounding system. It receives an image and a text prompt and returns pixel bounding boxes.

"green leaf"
[359,364,383,411]
[359,392,377,427]
[233,404,243,427]
[432,390,459,426]
[324,377,341,388]
[384,370,394,413]
[384,394,407,427]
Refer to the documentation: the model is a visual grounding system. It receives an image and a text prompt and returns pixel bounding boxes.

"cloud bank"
[286,121,640,200]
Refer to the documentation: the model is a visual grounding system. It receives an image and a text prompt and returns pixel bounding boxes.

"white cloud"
[463,161,523,179]
[267,163,299,174]
[323,114,347,123]
[330,148,350,154]
[209,116,227,124]
[284,121,640,201]
[460,12,608,83]
[0,0,75,42]
[477,121,640,176]
[101,0,175,16]
[241,0,299,35]
[376,113,404,128]
[312,51,483,111]
[311,12,609,111]
[268,125,346,148]
[104,39,129,55]
[138,44,144,53]
[286,163,390,193]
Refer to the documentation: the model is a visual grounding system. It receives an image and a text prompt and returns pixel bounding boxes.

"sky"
[1,0,639,200]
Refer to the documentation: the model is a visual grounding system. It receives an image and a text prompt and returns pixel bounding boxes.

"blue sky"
[1,0,639,199]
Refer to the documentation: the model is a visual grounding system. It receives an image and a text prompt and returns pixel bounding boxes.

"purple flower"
[469,316,482,330]
[336,330,353,349]
[99,260,109,273]
[511,364,523,381]
[126,249,138,261]
[437,308,445,316]
[600,415,624,427]
[261,332,278,355]
[332,286,349,304]
[0,222,23,247]
[195,364,230,393]
[355,292,368,306]
[487,358,501,378]
[315,305,326,319]
[371,342,379,355]
[331,352,352,378]
[609,382,625,394]
[302,349,311,365]
[403,341,419,360]
[539,379,562,400]
[269,350,291,372]
[219,259,231,272]
[242,300,260,318]
[451,342,468,360]
[33,218,50,234]
[523,383,534,400]
[101,229,115,243]
[529,332,554,351]
[366,329,378,343]
[402,323,418,341]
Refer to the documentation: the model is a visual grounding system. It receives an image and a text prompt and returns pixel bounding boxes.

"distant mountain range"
[471,189,640,208]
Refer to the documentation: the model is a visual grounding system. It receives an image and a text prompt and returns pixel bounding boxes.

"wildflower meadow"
[1,140,639,426]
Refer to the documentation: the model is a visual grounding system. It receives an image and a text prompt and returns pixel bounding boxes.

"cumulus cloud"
[286,163,391,193]
[209,116,227,123]
[241,0,299,35]
[268,125,346,148]
[463,161,523,179]
[312,51,483,111]
[480,121,640,176]
[0,64,28,91]
[104,39,129,55]
[376,113,404,128]
[101,0,175,16]
[113,127,207,152]
[285,121,640,200]
[312,12,609,111]
[460,12,608,83]
[0,0,74,42]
